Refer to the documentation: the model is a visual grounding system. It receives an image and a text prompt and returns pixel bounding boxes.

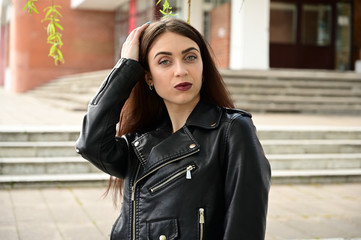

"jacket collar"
[131,101,222,175]
[185,101,223,129]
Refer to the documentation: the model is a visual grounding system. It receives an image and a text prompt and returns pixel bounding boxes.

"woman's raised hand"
[121,22,150,61]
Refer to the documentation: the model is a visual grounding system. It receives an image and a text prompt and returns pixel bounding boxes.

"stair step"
[0,126,80,142]
[0,157,101,175]
[0,173,109,189]
[49,69,109,83]
[234,102,361,114]
[261,139,361,154]
[224,78,360,89]
[0,141,77,157]
[257,126,361,140]
[233,94,361,104]
[268,153,361,170]
[227,86,361,97]
[271,169,361,184]
[220,68,361,80]
[33,97,89,111]
[31,91,92,103]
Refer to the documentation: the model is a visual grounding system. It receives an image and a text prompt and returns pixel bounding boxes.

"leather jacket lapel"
[186,101,223,129]
[131,101,222,175]
[132,126,200,175]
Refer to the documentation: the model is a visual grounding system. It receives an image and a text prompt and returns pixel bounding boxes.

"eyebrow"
[153,47,200,59]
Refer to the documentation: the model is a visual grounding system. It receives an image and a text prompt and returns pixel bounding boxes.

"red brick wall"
[352,0,361,65]
[209,2,231,69]
[9,0,115,92]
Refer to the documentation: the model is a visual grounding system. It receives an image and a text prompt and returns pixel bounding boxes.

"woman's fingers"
[121,22,150,61]
[133,22,150,40]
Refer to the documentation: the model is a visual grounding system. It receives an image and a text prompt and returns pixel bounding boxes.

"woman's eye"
[159,59,170,65]
[186,55,197,61]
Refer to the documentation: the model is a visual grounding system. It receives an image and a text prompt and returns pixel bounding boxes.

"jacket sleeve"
[75,58,145,178]
[222,114,271,240]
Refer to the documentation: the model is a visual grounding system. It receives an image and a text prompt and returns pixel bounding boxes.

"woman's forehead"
[149,32,200,55]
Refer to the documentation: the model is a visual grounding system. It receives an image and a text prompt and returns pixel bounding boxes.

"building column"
[230,0,270,70]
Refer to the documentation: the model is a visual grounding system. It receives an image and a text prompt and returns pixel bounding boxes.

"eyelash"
[186,55,197,61]
[158,55,197,65]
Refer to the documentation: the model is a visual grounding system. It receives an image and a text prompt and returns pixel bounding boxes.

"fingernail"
[146,21,151,24]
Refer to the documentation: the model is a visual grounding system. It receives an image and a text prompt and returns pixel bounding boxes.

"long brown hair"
[106,18,234,205]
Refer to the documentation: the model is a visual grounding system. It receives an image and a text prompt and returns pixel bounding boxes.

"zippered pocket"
[199,208,205,240]
[149,163,196,193]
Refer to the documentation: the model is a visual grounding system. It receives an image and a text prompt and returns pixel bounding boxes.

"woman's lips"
[174,82,192,91]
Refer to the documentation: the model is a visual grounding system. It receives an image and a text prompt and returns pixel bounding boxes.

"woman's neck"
[164,99,199,133]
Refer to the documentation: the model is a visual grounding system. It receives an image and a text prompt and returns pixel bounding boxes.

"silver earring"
[148,83,153,91]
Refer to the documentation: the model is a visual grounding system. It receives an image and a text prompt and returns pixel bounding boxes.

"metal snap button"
[210,122,216,127]
[189,143,196,149]
[134,141,139,147]
[159,235,166,240]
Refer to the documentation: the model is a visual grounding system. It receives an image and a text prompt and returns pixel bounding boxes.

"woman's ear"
[145,72,153,85]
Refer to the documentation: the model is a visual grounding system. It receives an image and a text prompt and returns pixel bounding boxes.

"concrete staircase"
[222,69,361,115]
[0,127,108,189]
[28,68,361,115]
[27,70,108,111]
[9,68,360,187]
[260,126,361,184]
[1,126,360,188]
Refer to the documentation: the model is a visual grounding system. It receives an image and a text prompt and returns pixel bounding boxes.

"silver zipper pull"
[186,165,193,179]
[131,186,135,201]
[199,208,205,224]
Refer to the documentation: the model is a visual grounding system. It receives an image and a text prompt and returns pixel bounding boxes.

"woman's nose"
[174,61,188,77]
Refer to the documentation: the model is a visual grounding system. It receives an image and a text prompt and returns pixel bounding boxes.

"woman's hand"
[121,22,150,61]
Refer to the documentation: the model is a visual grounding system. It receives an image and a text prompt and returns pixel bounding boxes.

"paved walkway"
[0,184,360,240]
[1,87,361,239]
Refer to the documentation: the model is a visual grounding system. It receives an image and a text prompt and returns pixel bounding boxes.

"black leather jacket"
[76,58,271,240]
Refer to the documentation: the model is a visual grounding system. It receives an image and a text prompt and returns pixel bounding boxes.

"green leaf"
[50,45,57,54]
[45,8,52,19]
[23,2,30,12]
[47,35,55,41]
[54,22,63,31]
[48,23,55,35]
[43,6,52,12]
[57,49,63,59]
[156,0,162,5]
[23,1,39,14]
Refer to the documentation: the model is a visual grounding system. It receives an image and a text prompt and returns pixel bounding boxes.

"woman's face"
[147,32,203,110]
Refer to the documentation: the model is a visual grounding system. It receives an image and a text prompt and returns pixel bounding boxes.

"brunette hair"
[107,18,234,205]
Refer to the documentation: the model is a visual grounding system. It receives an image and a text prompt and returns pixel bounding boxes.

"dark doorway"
[269,0,352,70]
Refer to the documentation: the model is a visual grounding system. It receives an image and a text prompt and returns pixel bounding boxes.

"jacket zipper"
[199,208,205,240]
[149,164,196,193]
[131,149,200,240]
[131,164,141,240]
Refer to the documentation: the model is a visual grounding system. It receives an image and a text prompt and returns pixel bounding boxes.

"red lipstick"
[174,82,192,91]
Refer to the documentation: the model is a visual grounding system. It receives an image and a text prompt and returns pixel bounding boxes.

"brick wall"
[9,0,115,92]
[209,2,231,69]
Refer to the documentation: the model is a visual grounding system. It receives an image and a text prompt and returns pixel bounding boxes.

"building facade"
[1,0,360,93]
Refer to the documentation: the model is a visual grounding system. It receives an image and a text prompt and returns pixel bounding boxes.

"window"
[335,2,352,70]
[301,4,332,46]
[270,2,297,44]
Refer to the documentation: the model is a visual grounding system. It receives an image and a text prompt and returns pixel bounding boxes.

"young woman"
[76,18,271,240]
